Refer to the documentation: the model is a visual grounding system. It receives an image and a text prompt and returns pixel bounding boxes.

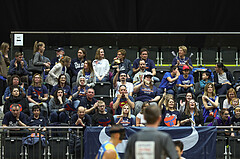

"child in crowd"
[176,65,194,94]
[231,107,240,136]
[195,71,212,97]
[174,140,185,159]
[228,98,240,117]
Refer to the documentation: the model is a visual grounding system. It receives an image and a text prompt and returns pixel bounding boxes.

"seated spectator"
[202,83,219,123]
[0,42,10,106]
[70,48,87,83]
[136,101,150,127]
[228,98,239,117]
[132,48,159,82]
[115,104,135,127]
[2,104,28,136]
[179,92,199,114]
[27,73,48,117]
[113,85,135,115]
[176,65,194,94]
[92,100,114,126]
[50,47,65,69]
[45,56,71,88]
[92,48,110,82]
[214,63,234,95]
[161,98,180,127]
[50,74,72,100]
[70,106,92,127]
[158,66,180,95]
[180,99,204,126]
[133,59,151,85]
[4,86,30,116]
[230,107,240,137]
[79,88,98,116]
[49,88,70,124]
[172,45,193,74]
[4,75,26,101]
[76,60,96,88]
[113,70,133,97]
[195,71,212,97]
[223,88,239,110]
[72,77,89,109]
[8,52,28,86]
[110,49,132,82]
[27,105,47,131]
[134,73,160,115]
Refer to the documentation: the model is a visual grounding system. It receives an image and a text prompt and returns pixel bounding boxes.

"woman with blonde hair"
[0,42,10,106]
[115,104,135,127]
[27,73,48,117]
[45,56,71,87]
[202,83,219,123]
[223,88,239,109]
[32,41,50,74]
[92,48,110,82]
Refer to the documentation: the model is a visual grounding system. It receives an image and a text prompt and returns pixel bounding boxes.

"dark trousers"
[217,84,232,95]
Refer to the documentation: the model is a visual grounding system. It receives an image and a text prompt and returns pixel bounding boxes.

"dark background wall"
[2,0,240,43]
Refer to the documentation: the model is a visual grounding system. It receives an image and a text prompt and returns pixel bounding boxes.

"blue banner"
[84,126,217,159]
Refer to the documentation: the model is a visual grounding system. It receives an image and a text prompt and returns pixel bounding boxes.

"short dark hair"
[170,65,178,72]
[15,52,23,57]
[32,105,41,112]
[174,140,184,151]
[140,48,149,55]
[203,71,211,78]
[144,105,161,124]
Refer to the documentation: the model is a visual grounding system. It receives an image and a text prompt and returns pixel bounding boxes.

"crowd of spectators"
[1,41,240,138]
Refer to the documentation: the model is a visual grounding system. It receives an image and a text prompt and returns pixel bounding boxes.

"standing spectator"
[214,62,234,95]
[124,105,178,159]
[50,47,65,69]
[113,85,134,115]
[136,101,150,127]
[134,73,160,115]
[223,88,239,110]
[202,83,219,123]
[113,69,134,97]
[76,60,96,88]
[0,42,10,106]
[45,56,71,88]
[4,75,26,101]
[176,65,194,94]
[172,45,193,74]
[50,74,72,101]
[8,52,28,85]
[110,49,132,82]
[180,99,204,126]
[92,48,110,82]
[49,88,70,124]
[161,98,180,127]
[72,77,89,109]
[115,104,135,127]
[4,86,30,116]
[27,73,48,117]
[158,66,180,95]
[132,48,159,82]
[70,48,87,83]
[32,41,50,75]
[92,100,114,126]
[133,59,151,85]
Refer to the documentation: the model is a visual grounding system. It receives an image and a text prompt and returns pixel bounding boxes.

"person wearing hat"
[50,47,65,69]
[95,124,125,159]
[133,72,160,115]
[176,65,194,94]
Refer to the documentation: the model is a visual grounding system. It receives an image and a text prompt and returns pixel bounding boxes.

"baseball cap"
[55,47,64,52]
[183,65,190,70]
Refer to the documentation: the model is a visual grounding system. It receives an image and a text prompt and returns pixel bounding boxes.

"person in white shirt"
[133,59,151,85]
[92,48,110,82]
[223,88,240,109]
